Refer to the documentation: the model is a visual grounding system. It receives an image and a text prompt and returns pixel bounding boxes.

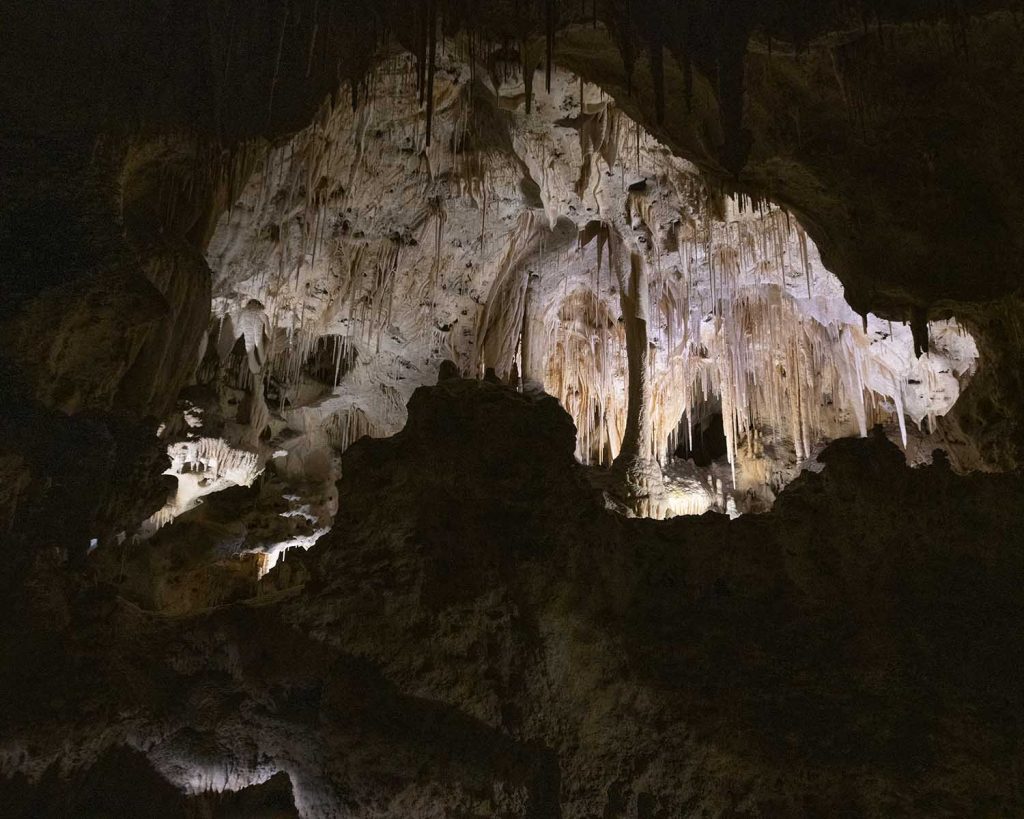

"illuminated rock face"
[197,49,976,530]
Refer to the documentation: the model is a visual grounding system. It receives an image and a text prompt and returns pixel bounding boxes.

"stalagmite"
[615,248,653,468]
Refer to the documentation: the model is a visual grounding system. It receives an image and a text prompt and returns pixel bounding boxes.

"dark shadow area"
[0,747,298,819]
[675,410,729,466]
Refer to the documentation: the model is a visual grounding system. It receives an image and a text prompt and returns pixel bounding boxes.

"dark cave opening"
[674,410,729,467]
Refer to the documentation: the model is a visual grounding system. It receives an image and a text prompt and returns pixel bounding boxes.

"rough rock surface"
[2,380,1021,816]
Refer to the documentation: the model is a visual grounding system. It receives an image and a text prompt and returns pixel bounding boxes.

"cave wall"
[554,10,1024,464]
[1,0,374,560]
[2,2,1024,815]
[4,3,1024,552]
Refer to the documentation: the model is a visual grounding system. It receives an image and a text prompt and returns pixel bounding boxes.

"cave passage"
[3,5,1020,817]
[676,410,728,467]
[147,47,980,555]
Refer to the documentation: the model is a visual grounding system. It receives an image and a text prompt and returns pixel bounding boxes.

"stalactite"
[545,0,555,94]
[640,10,666,127]
[911,305,930,358]
[523,39,536,115]
[266,2,290,128]
[417,0,428,105]
[425,0,439,146]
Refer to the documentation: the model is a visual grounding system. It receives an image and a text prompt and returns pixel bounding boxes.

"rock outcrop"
[2,380,1020,816]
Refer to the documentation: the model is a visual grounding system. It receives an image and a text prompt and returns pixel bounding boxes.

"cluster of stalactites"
[207,50,493,396]
[522,200,973,490]
[138,437,264,539]
[543,288,624,465]
[200,37,977,513]
[207,38,720,415]
[654,292,858,483]
[538,282,865,475]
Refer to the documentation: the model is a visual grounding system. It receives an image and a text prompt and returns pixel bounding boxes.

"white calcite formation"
[191,43,977,527]
[140,436,263,537]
